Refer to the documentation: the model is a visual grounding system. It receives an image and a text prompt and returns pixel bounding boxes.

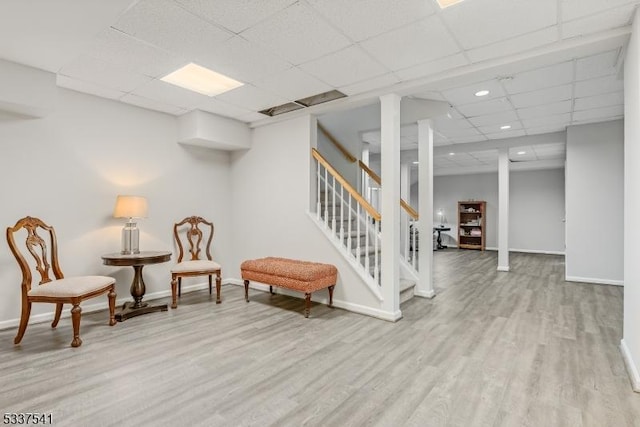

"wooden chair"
[6,216,116,347]
[170,216,222,309]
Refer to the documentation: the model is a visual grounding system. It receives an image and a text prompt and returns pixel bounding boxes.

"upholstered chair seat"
[28,276,115,298]
[171,260,221,274]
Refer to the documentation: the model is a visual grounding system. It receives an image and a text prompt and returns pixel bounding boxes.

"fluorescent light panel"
[160,63,243,96]
[436,0,465,9]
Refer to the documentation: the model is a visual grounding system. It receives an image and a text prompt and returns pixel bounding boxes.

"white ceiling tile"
[362,130,381,144]
[130,79,209,109]
[535,152,566,160]
[457,98,513,117]
[306,0,435,42]
[434,157,458,167]
[360,15,460,71]
[441,79,506,106]
[485,129,527,140]
[466,27,558,63]
[434,117,474,130]
[575,49,620,81]
[195,98,253,119]
[113,0,233,59]
[410,91,446,102]
[395,53,469,82]
[561,0,638,21]
[255,67,333,101]
[57,75,125,100]
[58,54,153,93]
[196,36,291,85]
[175,0,297,34]
[441,0,557,49]
[572,105,624,122]
[509,147,537,161]
[451,135,488,144]
[533,143,566,154]
[469,150,498,159]
[215,84,289,111]
[85,28,186,78]
[240,2,352,65]
[562,4,636,39]
[510,84,573,108]
[477,122,523,134]
[468,110,519,127]
[574,91,624,111]
[339,73,401,96]
[238,111,271,123]
[300,45,389,87]
[119,93,188,115]
[521,112,571,128]
[502,61,574,94]
[517,100,572,120]
[438,127,482,139]
[401,125,419,137]
[526,124,568,135]
[574,75,624,98]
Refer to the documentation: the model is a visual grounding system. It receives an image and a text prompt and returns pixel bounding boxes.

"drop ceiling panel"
[510,84,573,109]
[477,121,523,134]
[395,53,469,81]
[438,127,482,139]
[58,54,153,93]
[196,97,253,119]
[215,84,289,111]
[562,4,637,39]
[175,0,298,34]
[240,2,352,65]
[112,0,233,59]
[440,0,557,49]
[131,79,209,109]
[468,110,519,127]
[526,124,568,135]
[434,117,474,130]
[57,75,125,100]
[255,66,333,101]
[339,73,400,96]
[521,112,571,128]
[195,36,291,85]
[120,93,188,115]
[517,100,572,120]
[441,79,506,106]
[450,153,484,166]
[451,135,487,144]
[502,61,574,94]
[306,0,435,42]
[485,129,527,140]
[561,0,639,21]
[466,27,558,63]
[572,105,624,122]
[300,45,389,87]
[434,157,458,168]
[360,15,460,71]
[574,91,624,111]
[574,75,624,97]
[575,50,619,81]
[457,97,513,117]
[85,28,186,79]
[468,150,498,160]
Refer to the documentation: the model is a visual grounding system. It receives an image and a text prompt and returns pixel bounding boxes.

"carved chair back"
[6,216,64,296]
[173,216,214,263]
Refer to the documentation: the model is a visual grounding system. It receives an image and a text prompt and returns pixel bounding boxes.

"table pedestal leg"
[115,265,168,321]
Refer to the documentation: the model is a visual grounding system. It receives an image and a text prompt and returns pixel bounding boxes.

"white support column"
[498,147,510,272]
[362,143,371,203]
[400,161,410,259]
[416,119,435,298]
[380,94,402,319]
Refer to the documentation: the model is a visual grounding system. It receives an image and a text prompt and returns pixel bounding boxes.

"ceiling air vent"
[258,90,347,117]
[295,90,346,107]
[259,102,304,117]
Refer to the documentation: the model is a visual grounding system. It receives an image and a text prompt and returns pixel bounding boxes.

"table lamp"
[113,195,148,255]
[437,208,445,226]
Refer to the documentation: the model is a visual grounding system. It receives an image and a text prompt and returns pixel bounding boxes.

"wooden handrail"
[312,148,381,221]
[318,123,357,163]
[359,161,419,220]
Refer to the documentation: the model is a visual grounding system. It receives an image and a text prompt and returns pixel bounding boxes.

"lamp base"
[121,221,140,255]
[120,249,141,255]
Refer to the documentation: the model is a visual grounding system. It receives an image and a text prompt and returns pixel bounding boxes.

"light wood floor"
[1,250,639,426]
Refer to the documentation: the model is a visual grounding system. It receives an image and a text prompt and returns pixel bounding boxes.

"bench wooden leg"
[305,293,311,318]
[244,280,250,302]
[269,285,274,295]
[328,285,334,308]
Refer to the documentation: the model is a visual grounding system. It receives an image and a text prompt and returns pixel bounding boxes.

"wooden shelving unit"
[458,201,486,250]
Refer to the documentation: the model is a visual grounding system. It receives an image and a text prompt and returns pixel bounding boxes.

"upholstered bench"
[240,257,337,318]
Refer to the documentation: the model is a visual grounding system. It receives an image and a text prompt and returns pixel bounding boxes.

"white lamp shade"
[113,195,148,219]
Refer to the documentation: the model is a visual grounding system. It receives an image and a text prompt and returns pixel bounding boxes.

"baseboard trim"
[415,289,436,299]
[0,281,214,331]
[565,276,623,286]
[227,278,403,322]
[485,247,565,255]
[620,339,640,392]
[497,266,510,272]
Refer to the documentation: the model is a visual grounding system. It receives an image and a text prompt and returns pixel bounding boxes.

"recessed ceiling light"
[517,151,526,155]
[436,0,465,9]
[500,125,512,130]
[475,90,490,97]
[412,161,419,165]
[449,152,455,156]
[160,62,243,96]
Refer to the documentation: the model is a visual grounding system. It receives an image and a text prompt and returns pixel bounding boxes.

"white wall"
[566,120,623,285]
[418,168,565,253]
[623,7,640,391]
[229,115,387,318]
[0,87,232,326]
[316,127,359,189]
